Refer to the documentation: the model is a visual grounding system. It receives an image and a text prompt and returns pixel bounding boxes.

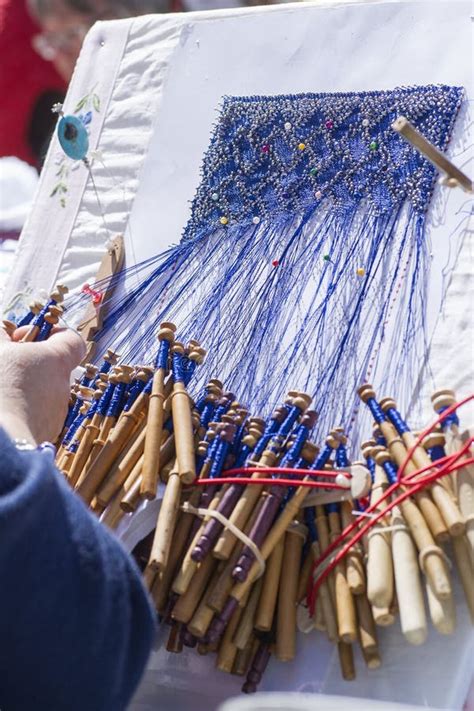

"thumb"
[43,328,87,370]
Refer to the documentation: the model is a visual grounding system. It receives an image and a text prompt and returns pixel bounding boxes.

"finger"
[43,328,87,370]
[11,326,31,341]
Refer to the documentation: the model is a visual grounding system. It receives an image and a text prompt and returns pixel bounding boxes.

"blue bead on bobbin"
[58,115,89,161]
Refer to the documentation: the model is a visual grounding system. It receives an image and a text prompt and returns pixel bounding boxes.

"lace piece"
[184,85,463,241]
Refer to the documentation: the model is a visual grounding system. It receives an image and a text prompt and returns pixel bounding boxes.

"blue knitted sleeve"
[0,428,155,711]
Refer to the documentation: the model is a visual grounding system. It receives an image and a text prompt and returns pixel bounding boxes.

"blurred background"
[0,0,281,296]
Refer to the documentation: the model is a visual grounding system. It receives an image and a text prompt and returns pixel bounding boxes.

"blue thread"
[385,407,410,434]
[310,443,333,472]
[98,383,115,416]
[200,402,216,429]
[382,459,398,485]
[336,443,350,468]
[365,396,386,424]
[366,456,376,482]
[16,311,34,328]
[326,502,340,514]
[428,445,445,462]
[437,405,460,428]
[155,339,171,370]
[172,352,186,383]
[304,507,318,542]
[107,382,127,418]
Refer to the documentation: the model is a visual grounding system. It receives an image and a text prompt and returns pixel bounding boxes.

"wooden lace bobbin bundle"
[358,385,452,600]
[232,410,319,585]
[190,410,276,565]
[211,395,313,564]
[140,323,176,499]
[432,389,474,565]
[68,365,134,488]
[371,449,428,645]
[360,387,449,544]
[172,406,284,596]
[379,397,465,538]
[422,429,474,623]
[76,359,155,503]
[369,440,455,636]
[21,284,68,342]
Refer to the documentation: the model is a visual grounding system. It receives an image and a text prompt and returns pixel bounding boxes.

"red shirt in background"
[0,0,66,167]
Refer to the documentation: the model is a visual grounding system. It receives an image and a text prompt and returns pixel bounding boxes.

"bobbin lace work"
[184,85,463,240]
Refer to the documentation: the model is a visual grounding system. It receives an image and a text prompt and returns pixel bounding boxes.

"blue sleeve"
[0,428,156,711]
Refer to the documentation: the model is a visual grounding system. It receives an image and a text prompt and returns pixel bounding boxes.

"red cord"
[306,394,474,615]
[195,477,348,490]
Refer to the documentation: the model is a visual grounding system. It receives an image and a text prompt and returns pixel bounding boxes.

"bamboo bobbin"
[95,420,147,508]
[275,523,307,662]
[141,323,176,498]
[187,563,225,638]
[371,605,395,627]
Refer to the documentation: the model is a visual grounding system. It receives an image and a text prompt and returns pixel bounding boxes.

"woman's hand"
[0,326,86,444]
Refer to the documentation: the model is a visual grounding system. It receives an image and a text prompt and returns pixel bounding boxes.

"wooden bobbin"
[151,496,201,614]
[390,505,427,645]
[425,578,456,635]
[171,553,217,625]
[355,593,378,655]
[171,342,197,484]
[94,419,147,507]
[232,636,258,677]
[365,450,394,609]
[451,534,474,623]
[314,506,339,643]
[141,323,176,499]
[255,536,285,632]
[233,578,263,651]
[328,510,357,644]
[213,397,311,561]
[275,523,307,662]
[216,605,244,674]
[187,563,224,639]
[340,500,366,595]
[149,464,181,572]
[337,641,355,681]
